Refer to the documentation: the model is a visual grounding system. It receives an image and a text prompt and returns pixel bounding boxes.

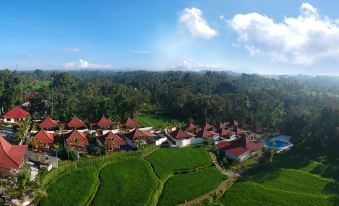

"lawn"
[145,146,211,179]
[135,114,171,129]
[158,167,225,206]
[39,168,98,206]
[217,154,336,206]
[91,158,158,206]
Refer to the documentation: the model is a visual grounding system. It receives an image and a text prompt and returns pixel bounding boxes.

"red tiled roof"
[216,136,262,157]
[236,127,245,135]
[123,117,140,128]
[170,128,195,139]
[35,130,54,145]
[68,117,85,128]
[99,132,127,146]
[1,106,29,119]
[0,135,27,170]
[66,130,89,146]
[203,123,216,132]
[219,123,227,130]
[97,116,113,128]
[39,116,57,129]
[198,128,214,138]
[233,120,239,127]
[126,129,156,140]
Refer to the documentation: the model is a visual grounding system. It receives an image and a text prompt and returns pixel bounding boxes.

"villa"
[123,117,140,129]
[216,136,262,162]
[39,116,58,130]
[90,116,113,130]
[67,116,85,129]
[33,130,55,147]
[98,131,128,152]
[65,130,89,151]
[0,135,28,177]
[169,128,204,147]
[1,106,30,124]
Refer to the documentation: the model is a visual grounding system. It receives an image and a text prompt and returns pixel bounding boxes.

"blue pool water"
[264,139,289,149]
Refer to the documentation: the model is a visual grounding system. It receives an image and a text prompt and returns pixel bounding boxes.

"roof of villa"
[219,128,233,136]
[216,136,262,156]
[67,116,85,128]
[39,116,58,129]
[123,117,140,128]
[65,130,89,146]
[187,123,198,131]
[1,106,29,119]
[126,129,156,140]
[0,135,28,170]
[35,130,54,145]
[99,132,127,146]
[170,128,195,139]
[97,116,113,128]
[197,128,214,138]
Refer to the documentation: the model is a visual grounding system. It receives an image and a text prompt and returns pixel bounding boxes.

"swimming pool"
[264,139,289,149]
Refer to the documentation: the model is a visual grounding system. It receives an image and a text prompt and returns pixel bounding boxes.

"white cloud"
[128,49,150,54]
[64,59,112,69]
[179,7,217,39]
[60,48,80,53]
[229,3,339,65]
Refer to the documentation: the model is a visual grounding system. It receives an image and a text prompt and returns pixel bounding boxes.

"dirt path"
[177,152,239,206]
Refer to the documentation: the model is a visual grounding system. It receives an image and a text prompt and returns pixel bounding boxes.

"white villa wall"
[176,137,205,147]
[155,137,167,146]
[3,118,15,124]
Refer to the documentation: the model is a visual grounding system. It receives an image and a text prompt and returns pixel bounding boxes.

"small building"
[32,130,55,151]
[187,123,199,133]
[197,128,219,138]
[123,117,140,129]
[98,131,127,152]
[67,116,85,129]
[126,128,157,141]
[97,116,113,128]
[0,135,28,177]
[1,106,30,124]
[216,136,262,162]
[65,130,89,151]
[169,128,204,147]
[202,123,217,132]
[39,116,58,130]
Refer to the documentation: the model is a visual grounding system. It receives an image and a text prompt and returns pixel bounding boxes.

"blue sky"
[1,0,339,75]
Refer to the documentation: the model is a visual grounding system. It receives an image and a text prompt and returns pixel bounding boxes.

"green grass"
[135,114,171,129]
[158,167,225,206]
[91,158,158,206]
[145,146,211,179]
[39,168,98,206]
[0,197,4,206]
[220,181,333,206]
[217,154,336,206]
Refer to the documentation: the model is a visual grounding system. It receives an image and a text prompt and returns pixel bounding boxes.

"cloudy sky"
[1,0,339,75]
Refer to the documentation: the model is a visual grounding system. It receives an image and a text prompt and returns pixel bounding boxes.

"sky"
[1,0,339,75]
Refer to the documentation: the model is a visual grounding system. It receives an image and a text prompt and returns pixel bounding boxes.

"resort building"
[123,117,140,129]
[67,116,85,129]
[39,116,58,130]
[65,130,89,151]
[34,130,54,144]
[98,131,128,152]
[217,136,262,162]
[1,106,30,124]
[90,116,113,130]
[169,128,204,147]
[0,135,28,177]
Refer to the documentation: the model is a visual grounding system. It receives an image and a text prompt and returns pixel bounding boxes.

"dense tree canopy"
[1,69,339,160]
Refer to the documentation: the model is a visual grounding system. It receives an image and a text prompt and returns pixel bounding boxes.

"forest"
[1,69,339,166]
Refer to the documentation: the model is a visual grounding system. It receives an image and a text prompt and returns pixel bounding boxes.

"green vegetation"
[220,182,332,206]
[92,159,158,206]
[0,197,4,206]
[39,168,98,206]
[145,146,211,179]
[158,167,225,206]
[135,114,171,129]
[217,154,336,206]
